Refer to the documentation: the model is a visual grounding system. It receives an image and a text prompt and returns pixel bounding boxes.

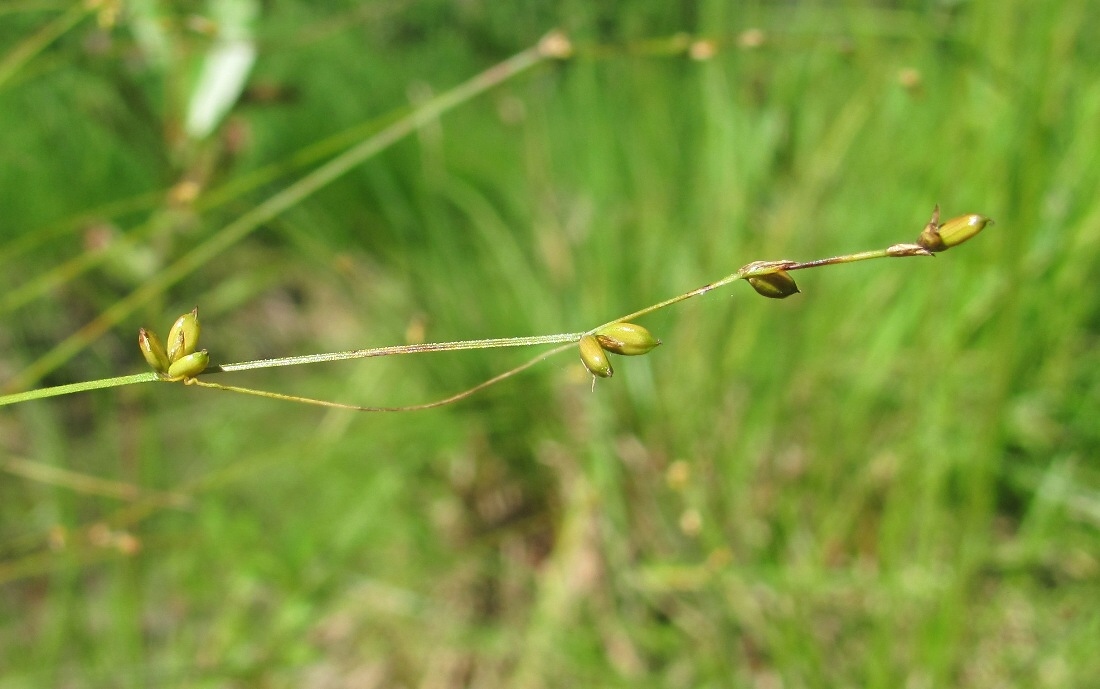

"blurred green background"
[2,0,1099,686]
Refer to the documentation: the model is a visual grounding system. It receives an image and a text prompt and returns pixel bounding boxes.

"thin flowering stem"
[190,342,575,411]
[0,373,159,406]
[209,333,585,373]
[588,273,744,333]
[783,246,926,271]
[347,241,941,410]
[0,211,989,411]
[784,249,895,270]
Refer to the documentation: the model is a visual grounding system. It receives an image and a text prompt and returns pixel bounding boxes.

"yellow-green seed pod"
[166,328,185,366]
[138,328,169,373]
[166,308,200,363]
[917,203,993,253]
[579,335,613,378]
[167,349,209,379]
[594,322,661,356]
[747,270,800,299]
[936,214,993,250]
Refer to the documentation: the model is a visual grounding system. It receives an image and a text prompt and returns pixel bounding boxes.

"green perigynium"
[594,322,661,356]
[747,270,800,299]
[138,328,170,373]
[918,205,994,252]
[167,350,210,380]
[579,335,613,378]
[166,308,201,363]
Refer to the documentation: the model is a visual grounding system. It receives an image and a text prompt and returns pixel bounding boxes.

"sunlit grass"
[1,1,1099,687]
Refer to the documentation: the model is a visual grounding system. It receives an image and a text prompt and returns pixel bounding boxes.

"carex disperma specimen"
[0,206,992,412]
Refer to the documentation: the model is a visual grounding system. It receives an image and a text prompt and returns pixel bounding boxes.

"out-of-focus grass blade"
[184,0,259,140]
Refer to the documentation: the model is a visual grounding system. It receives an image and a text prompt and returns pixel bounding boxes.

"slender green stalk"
[0,373,158,406]
[211,333,585,373]
[191,342,574,411]
[0,1,90,91]
[588,244,929,333]
[0,233,949,410]
[782,246,922,271]
[1,455,191,507]
[589,273,744,334]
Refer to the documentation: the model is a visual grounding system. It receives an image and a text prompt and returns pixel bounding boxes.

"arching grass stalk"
[0,1,93,91]
[0,208,993,410]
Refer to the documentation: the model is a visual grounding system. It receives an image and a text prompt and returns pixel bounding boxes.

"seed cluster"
[579,322,662,379]
[138,308,209,380]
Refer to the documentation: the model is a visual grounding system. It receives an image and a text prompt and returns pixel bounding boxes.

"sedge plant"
[0,24,991,412]
[0,206,992,411]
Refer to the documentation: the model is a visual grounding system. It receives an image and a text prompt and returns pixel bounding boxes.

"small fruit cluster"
[578,322,661,379]
[138,308,209,380]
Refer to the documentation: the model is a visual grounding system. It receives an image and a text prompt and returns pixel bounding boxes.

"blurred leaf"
[185,0,259,140]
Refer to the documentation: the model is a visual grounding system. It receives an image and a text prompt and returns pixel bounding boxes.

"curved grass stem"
[189,342,575,411]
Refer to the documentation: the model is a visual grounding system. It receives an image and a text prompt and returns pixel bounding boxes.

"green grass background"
[2,0,1099,686]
